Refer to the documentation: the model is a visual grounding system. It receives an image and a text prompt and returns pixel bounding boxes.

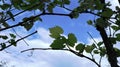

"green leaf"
[99,47,106,57]
[85,45,95,53]
[94,0,104,10]
[50,37,66,49]
[111,25,120,32]
[0,43,6,49]
[67,33,77,47]
[11,0,23,9]
[96,18,109,28]
[0,4,11,10]
[9,39,16,46]
[10,33,16,39]
[22,21,34,31]
[109,37,117,44]
[0,35,8,40]
[114,48,120,57]
[49,26,63,39]
[63,0,70,4]
[0,19,9,27]
[22,17,35,31]
[76,43,85,53]
[116,33,120,41]
[47,3,55,13]
[93,50,99,54]
[87,20,93,25]
[7,11,15,21]
[101,8,113,18]
[97,42,103,47]
[69,11,79,19]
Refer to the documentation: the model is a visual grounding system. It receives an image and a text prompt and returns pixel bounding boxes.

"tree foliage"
[0,0,120,67]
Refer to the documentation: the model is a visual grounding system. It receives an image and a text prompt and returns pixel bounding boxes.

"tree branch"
[61,6,115,19]
[0,31,37,51]
[96,25,119,67]
[0,12,69,31]
[21,48,69,53]
[5,2,42,21]
[21,47,100,67]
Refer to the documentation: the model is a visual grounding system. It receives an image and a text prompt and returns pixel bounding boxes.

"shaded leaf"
[93,50,99,54]
[0,35,8,40]
[7,11,15,21]
[10,33,16,39]
[99,47,106,57]
[69,11,79,19]
[116,33,120,41]
[76,43,85,53]
[101,8,113,18]
[87,20,93,25]
[0,43,6,49]
[0,4,11,10]
[114,48,120,57]
[97,41,103,47]
[85,45,95,53]
[0,19,9,27]
[111,25,120,32]
[9,39,16,46]
[50,37,66,49]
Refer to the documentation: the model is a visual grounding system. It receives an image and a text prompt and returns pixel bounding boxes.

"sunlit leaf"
[49,26,63,39]
[67,33,77,47]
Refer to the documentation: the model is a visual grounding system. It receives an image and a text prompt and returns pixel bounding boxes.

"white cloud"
[37,27,53,43]
[87,37,102,45]
[0,27,90,67]
[106,0,119,10]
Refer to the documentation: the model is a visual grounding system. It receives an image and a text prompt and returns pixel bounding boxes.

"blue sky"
[0,0,120,67]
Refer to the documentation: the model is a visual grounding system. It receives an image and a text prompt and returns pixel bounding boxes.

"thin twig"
[21,48,69,53]
[87,32,98,48]
[12,28,29,46]
[99,56,102,67]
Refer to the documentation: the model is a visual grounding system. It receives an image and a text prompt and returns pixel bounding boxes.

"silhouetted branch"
[0,13,69,31]
[5,2,42,21]
[21,47,101,67]
[21,48,69,53]
[0,31,37,51]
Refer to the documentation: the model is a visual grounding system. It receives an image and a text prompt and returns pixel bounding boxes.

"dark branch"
[0,13,69,31]
[5,2,42,21]
[69,49,100,67]
[0,31,37,51]
[21,47,100,67]
[21,48,69,53]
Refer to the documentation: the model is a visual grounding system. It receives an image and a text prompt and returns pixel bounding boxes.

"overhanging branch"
[0,13,69,31]
[0,31,37,51]
[21,47,100,67]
